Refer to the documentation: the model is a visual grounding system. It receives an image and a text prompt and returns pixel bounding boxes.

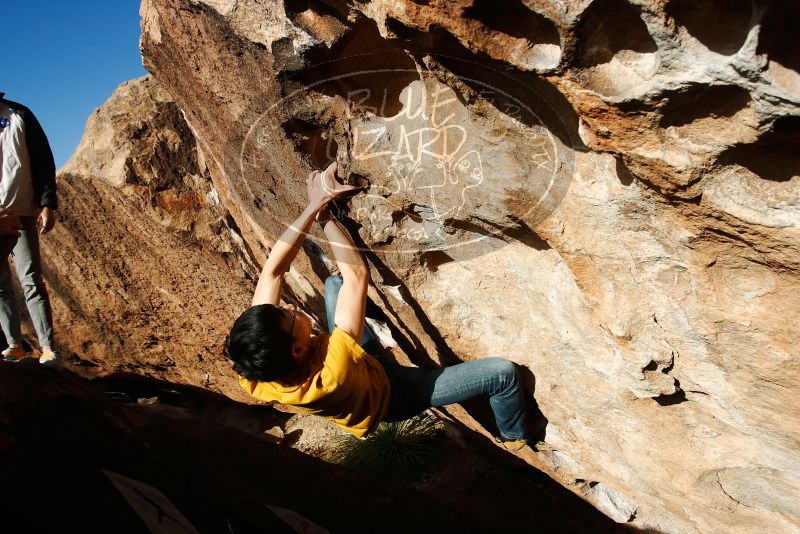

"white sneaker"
[2,346,26,362]
[39,350,60,366]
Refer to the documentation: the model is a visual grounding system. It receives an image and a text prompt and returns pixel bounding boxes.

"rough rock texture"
[0,361,499,531]
[47,0,798,531]
[43,76,256,400]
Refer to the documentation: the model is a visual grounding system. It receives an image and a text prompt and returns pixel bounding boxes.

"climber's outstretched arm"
[307,162,368,340]
[322,216,369,341]
[251,201,319,306]
[251,164,357,307]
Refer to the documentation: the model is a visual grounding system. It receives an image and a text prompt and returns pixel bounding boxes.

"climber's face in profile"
[281,303,313,359]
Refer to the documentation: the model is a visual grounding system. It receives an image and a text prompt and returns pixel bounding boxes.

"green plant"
[325,414,444,481]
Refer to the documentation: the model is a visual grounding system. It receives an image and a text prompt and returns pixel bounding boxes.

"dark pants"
[323,276,528,440]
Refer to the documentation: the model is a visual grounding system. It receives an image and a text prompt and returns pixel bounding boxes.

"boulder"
[39,0,799,531]
[43,75,255,400]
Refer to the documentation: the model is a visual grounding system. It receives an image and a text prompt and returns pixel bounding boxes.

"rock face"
[44,76,255,399]
[44,0,799,531]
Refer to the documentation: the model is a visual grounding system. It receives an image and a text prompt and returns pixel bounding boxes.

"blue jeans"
[323,276,527,440]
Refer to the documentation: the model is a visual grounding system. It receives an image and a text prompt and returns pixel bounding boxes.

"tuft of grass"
[325,414,444,482]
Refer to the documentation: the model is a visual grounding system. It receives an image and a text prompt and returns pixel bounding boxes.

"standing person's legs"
[323,275,381,354]
[0,248,22,349]
[0,213,21,352]
[11,217,54,352]
[385,357,528,441]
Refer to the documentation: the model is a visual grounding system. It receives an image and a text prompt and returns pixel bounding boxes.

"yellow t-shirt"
[239,327,391,438]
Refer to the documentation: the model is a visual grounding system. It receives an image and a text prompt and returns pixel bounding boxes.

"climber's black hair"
[223,304,296,382]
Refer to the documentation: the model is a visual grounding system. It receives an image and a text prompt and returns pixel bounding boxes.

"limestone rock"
[53,0,796,531]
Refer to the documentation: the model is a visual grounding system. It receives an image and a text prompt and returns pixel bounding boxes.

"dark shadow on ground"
[0,362,625,532]
[0,361,490,531]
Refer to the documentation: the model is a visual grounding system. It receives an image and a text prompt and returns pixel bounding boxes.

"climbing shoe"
[496,435,530,451]
[2,346,26,362]
[499,438,529,452]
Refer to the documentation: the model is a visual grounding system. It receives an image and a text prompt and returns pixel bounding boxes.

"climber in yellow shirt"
[224,162,536,449]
